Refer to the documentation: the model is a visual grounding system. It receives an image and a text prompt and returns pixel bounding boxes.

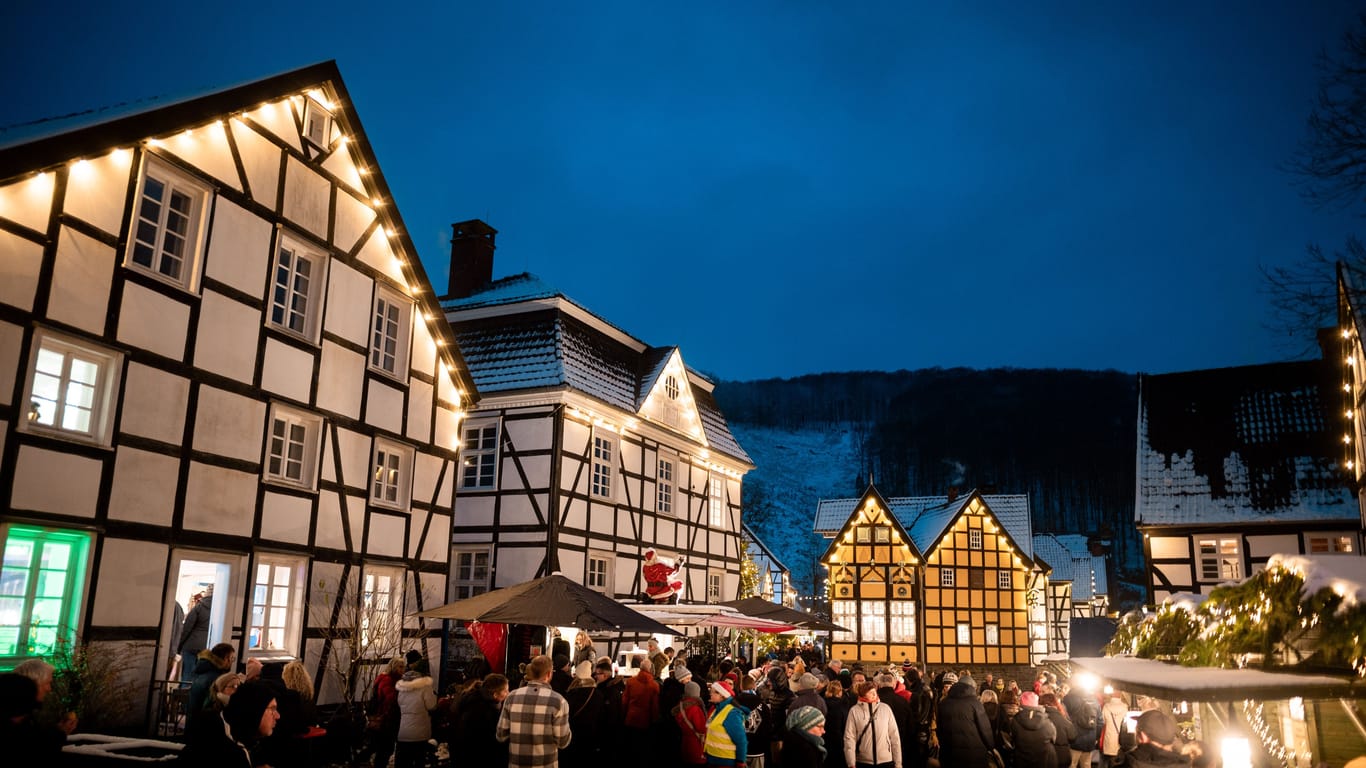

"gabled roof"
[742,523,789,573]
[1135,360,1353,528]
[814,490,1035,560]
[1032,533,1109,600]
[820,484,924,563]
[0,60,479,401]
[445,276,752,466]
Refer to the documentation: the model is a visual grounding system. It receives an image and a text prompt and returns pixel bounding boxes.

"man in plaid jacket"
[497,655,573,767]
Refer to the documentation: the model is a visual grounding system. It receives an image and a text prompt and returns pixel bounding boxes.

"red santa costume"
[642,549,685,603]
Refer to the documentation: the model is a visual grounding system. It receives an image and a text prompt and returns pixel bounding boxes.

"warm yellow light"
[70,158,92,181]
[372,198,385,207]
[1350,357,1357,366]
[111,147,131,163]
[147,138,164,148]
[359,166,370,175]
[384,227,397,237]
[1345,328,1353,339]
[338,135,350,145]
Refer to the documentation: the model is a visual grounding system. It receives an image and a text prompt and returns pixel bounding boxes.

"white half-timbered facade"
[1136,360,1358,605]
[742,523,795,606]
[0,62,477,723]
[441,222,754,610]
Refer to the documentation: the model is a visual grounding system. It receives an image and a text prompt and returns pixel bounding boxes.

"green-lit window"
[0,526,91,664]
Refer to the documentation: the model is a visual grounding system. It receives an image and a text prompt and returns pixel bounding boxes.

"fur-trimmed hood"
[395,675,433,692]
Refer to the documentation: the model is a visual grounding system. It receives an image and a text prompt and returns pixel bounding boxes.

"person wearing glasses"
[178,679,281,767]
[782,706,828,768]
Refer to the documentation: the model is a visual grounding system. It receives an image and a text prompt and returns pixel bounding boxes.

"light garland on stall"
[1241,699,1296,768]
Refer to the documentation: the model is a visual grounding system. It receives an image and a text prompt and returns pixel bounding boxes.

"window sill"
[262,476,319,494]
[16,423,115,451]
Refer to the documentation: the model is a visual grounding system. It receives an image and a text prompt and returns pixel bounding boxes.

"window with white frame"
[708,475,724,527]
[998,570,1012,590]
[985,623,1000,644]
[889,600,916,643]
[460,422,498,490]
[369,284,412,378]
[591,433,615,499]
[247,554,305,657]
[940,568,955,587]
[969,529,983,549]
[1197,537,1241,581]
[126,157,209,291]
[264,404,323,490]
[657,456,675,515]
[874,526,890,543]
[361,564,403,653]
[956,623,971,645]
[268,233,326,342]
[370,438,413,509]
[452,549,491,600]
[1308,534,1354,553]
[20,329,123,446]
[302,98,333,148]
[707,570,723,602]
[860,600,887,642]
[832,600,856,642]
[586,551,614,594]
[0,525,92,664]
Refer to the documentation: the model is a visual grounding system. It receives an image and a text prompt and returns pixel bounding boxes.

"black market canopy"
[1071,656,1366,702]
[416,574,679,635]
[720,596,850,633]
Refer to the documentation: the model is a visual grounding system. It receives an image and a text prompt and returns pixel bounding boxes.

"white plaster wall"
[562,420,590,456]
[500,494,546,526]
[365,379,404,434]
[246,100,301,154]
[230,119,280,211]
[204,197,272,296]
[11,446,103,517]
[322,150,365,197]
[560,454,587,494]
[614,508,635,538]
[354,229,403,285]
[561,505,587,532]
[0,322,21,406]
[107,447,179,526]
[655,518,677,545]
[284,156,329,240]
[411,321,437,381]
[492,548,540,587]
[194,291,261,383]
[163,123,240,192]
[1248,534,1301,559]
[405,379,432,444]
[434,406,459,454]
[505,418,553,452]
[321,260,371,347]
[92,538,168,625]
[323,426,370,490]
[48,225,113,335]
[333,187,375,252]
[260,492,313,545]
[316,341,364,419]
[433,458,453,510]
[621,441,642,475]
[1154,562,1194,590]
[193,386,266,463]
[368,513,406,558]
[118,281,190,361]
[0,171,55,231]
[407,509,428,559]
[260,338,315,402]
[421,513,451,562]
[435,354,458,405]
[0,231,42,312]
[183,462,256,537]
[120,363,189,444]
[454,496,496,527]
[1149,536,1190,560]
[412,453,442,507]
[62,149,133,236]
[316,490,365,552]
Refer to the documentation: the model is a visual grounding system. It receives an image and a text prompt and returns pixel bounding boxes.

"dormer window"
[303,98,333,148]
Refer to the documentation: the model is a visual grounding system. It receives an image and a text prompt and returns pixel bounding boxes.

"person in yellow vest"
[704,680,749,767]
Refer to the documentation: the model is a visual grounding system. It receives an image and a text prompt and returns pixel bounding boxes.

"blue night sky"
[5,2,1363,381]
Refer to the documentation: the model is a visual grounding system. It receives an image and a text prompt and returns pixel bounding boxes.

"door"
[163,551,240,679]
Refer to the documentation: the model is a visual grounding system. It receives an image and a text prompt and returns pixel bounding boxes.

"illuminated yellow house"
[817,485,1048,667]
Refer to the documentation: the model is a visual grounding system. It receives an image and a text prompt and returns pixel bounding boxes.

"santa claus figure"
[642,548,685,603]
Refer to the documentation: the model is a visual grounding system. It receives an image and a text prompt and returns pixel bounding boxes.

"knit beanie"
[767,666,788,690]
[787,705,826,733]
[711,680,734,699]
[684,681,701,699]
[574,661,593,680]
[796,672,819,692]
[674,665,692,682]
[1020,691,1039,707]
[225,680,275,745]
[942,671,959,686]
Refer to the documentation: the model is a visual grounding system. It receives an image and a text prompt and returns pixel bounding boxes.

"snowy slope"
[732,423,863,601]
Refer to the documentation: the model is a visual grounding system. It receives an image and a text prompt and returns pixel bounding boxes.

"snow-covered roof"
[1135,360,1354,528]
[1032,533,1109,599]
[814,491,1033,559]
[1071,656,1364,701]
[743,523,790,573]
[446,281,751,466]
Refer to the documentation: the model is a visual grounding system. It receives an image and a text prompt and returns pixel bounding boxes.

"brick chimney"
[446,219,497,299]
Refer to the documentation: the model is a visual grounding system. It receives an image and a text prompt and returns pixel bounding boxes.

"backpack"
[1080,700,1098,731]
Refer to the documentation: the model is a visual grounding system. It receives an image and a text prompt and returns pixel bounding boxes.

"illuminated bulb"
[1352,357,1358,366]
[181,129,193,138]
[1345,329,1353,339]
[147,138,163,148]
[338,135,350,145]
[111,147,130,162]
[372,198,385,207]
[1345,435,1352,444]
[384,227,396,237]
[1347,384,1354,393]
[70,158,91,180]
[359,166,370,175]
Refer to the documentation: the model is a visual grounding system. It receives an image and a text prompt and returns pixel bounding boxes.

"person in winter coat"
[904,667,934,768]
[178,588,213,683]
[822,681,850,768]
[1062,688,1100,768]
[573,632,596,667]
[593,658,626,764]
[455,673,509,767]
[791,672,828,716]
[186,642,235,729]
[1111,710,1192,768]
[875,672,915,768]
[844,681,901,768]
[395,660,438,768]
[735,672,774,767]
[623,663,661,756]
[362,656,405,768]
[177,679,281,768]
[704,680,749,767]
[1011,691,1059,768]
[1101,690,1130,764]
[936,678,995,768]
[1040,693,1077,768]
[765,665,796,757]
[561,674,604,768]
[675,680,708,766]
[0,673,66,765]
[781,706,828,768]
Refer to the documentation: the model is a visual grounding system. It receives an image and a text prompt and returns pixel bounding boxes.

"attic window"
[969,529,983,549]
[856,527,871,544]
[665,375,680,400]
[303,98,333,147]
[874,526,890,543]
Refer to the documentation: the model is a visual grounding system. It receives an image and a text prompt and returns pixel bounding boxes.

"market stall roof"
[631,604,796,632]
[1071,656,1366,702]
[416,574,680,635]
[719,596,849,633]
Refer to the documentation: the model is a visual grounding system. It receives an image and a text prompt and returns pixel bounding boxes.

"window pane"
[41,543,70,570]
[35,348,65,376]
[4,540,34,568]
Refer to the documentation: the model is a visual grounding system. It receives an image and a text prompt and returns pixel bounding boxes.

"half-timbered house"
[1136,360,1357,605]
[1337,261,1366,528]
[743,523,794,606]
[815,485,1056,668]
[1032,532,1110,617]
[0,62,476,722]
[441,222,753,609]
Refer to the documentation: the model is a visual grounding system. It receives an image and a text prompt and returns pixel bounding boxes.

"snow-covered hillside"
[732,423,863,601]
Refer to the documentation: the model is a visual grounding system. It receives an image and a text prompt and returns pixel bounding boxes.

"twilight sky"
[5,2,1363,381]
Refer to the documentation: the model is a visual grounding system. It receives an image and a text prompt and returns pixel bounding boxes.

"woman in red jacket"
[675,681,708,765]
[623,664,661,758]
